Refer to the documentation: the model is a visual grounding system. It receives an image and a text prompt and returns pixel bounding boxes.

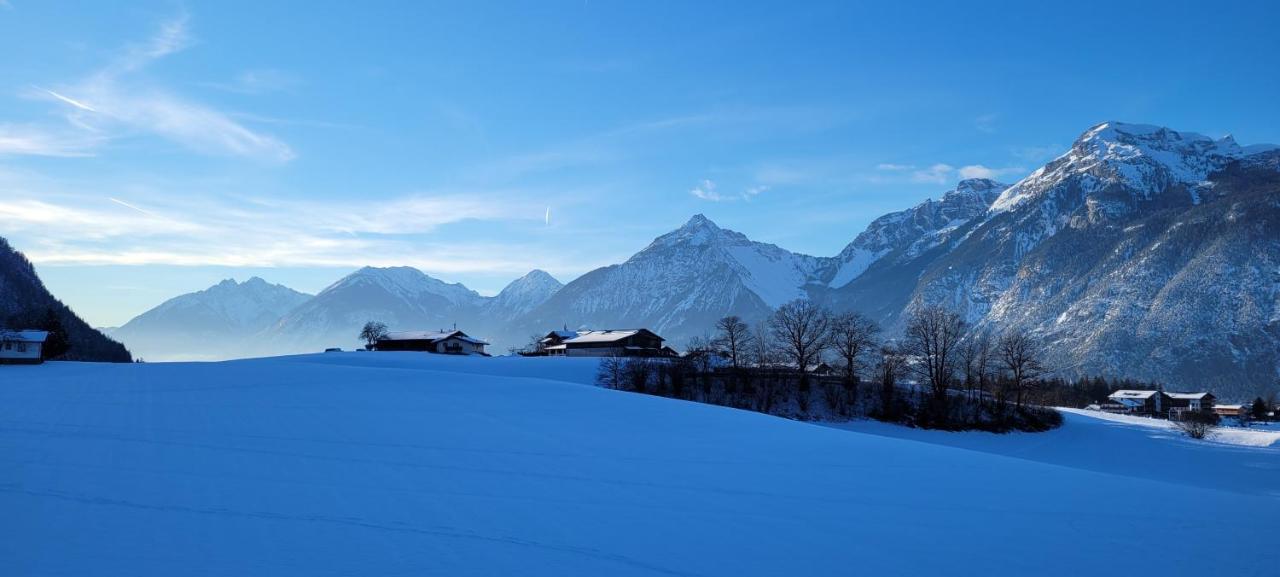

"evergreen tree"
[38,307,71,359]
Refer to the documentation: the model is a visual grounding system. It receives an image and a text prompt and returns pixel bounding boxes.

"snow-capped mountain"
[882,122,1280,397]
[485,269,563,321]
[517,214,825,344]
[826,178,1009,288]
[110,277,311,360]
[259,266,487,353]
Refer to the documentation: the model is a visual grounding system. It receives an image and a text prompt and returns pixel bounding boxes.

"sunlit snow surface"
[3,353,1277,576]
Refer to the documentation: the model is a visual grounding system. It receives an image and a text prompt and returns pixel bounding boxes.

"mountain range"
[97,121,1280,398]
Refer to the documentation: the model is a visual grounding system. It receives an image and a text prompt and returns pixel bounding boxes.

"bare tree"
[903,305,966,404]
[749,320,775,368]
[712,315,754,370]
[875,345,907,419]
[769,300,832,386]
[828,312,879,408]
[359,321,389,349]
[960,333,994,407]
[596,355,624,389]
[998,329,1047,409]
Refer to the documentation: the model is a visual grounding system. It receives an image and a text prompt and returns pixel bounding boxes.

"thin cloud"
[958,164,1026,180]
[28,15,295,162]
[911,163,955,184]
[0,124,98,157]
[975,113,998,133]
[690,179,723,201]
[876,163,915,171]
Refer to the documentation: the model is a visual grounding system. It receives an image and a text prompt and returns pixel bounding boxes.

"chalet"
[1107,390,1169,415]
[1213,404,1244,418]
[1166,392,1216,418]
[0,330,48,365]
[372,330,489,356]
[542,329,671,357]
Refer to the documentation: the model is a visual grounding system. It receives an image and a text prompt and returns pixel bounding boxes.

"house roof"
[1108,390,1162,399]
[379,330,488,345]
[564,329,661,345]
[0,329,49,343]
[1167,392,1213,400]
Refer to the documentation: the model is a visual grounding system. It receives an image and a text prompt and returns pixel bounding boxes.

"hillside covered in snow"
[1,354,1276,576]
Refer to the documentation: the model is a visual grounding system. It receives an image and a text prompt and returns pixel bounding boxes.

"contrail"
[109,197,164,220]
[545,206,550,226]
[37,87,96,112]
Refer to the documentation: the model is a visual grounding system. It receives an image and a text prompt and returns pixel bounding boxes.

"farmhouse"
[540,329,671,357]
[0,329,48,364]
[1166,392,1216,414]
[1107,390,1168,415]
[372,330,489,356]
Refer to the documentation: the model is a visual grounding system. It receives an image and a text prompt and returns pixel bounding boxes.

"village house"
[1166,392,1216,419]
[1107,390,1169,415]
[1212,404,1244,418]
[372,330,489,356]
[538,328,672,357]
[0,329,48,365]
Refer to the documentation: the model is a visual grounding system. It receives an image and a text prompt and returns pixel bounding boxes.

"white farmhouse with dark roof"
[0,330,49,364]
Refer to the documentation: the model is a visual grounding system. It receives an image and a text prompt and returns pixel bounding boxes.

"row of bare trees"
[677,301,1058,430]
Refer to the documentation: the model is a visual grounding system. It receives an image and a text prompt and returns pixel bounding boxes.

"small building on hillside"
[1213,404,1244,418]
[542,329,671,357]
[535,330,581,354]
[0,329,48,364]
[1166,392,1216,418]
[1107,390,1169,415]
[372,330,489,356]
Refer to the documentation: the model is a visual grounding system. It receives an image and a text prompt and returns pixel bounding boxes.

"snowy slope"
[111,277,311,360]
[826,178,1008,288]
[484,269,563,321]
[1,355,1275,576]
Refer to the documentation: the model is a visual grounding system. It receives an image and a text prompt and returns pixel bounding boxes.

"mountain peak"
[682,213,719,230]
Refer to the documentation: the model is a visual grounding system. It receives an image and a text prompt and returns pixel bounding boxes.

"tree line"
[597,300,1063,432]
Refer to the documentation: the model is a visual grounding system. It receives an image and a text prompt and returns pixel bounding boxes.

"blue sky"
[2,1,1278,326]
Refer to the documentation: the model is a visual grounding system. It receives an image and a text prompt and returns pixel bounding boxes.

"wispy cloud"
[911,163,955,184]
[689,179,768,202]
[875,163,915,171]
[0,124,99,157]
[0,167,568,272]
[202,69,300,95]
[690,179,723,201]
[22,15,295,162]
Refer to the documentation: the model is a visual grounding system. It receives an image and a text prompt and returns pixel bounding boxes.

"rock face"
[0,237,132,362]
[517,214,826,346]
[859,123,1280,398]
[110,277,310,361]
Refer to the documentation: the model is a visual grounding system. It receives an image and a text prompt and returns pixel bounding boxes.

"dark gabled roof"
[378,330,489,346]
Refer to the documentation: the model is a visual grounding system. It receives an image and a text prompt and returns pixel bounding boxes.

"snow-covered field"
[2,354,1277,576]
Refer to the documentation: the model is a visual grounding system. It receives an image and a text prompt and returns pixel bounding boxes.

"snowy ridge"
[827,178,1008,288]
[485,269,563,320]
[990,121,1274,213]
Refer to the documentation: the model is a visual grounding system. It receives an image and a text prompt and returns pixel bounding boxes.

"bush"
[1174,412,1218,440]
